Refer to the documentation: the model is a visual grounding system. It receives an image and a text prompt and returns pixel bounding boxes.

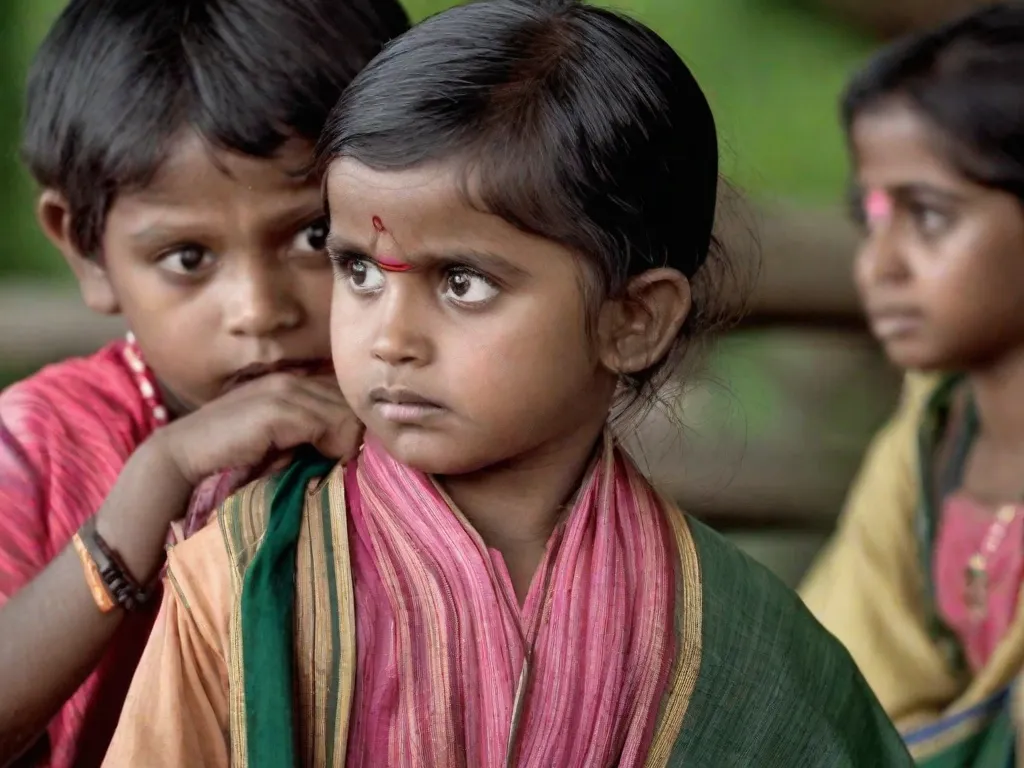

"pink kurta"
[934,494,1024,673]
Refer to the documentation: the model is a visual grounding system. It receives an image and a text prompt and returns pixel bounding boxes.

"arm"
[102,524,232,768]
[0,439,193,765]
[0,373,359,765]
[799,373,958,725]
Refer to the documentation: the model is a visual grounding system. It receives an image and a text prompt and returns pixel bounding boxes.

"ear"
[597,268,691,376]
[37,189,119,315]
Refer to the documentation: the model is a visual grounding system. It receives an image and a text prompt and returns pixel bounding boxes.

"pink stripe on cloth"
[344,434,677,767]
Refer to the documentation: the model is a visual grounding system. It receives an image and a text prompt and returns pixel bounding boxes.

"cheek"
[445,300,595,413]
[852,246,873,297]
[329,288,365,365]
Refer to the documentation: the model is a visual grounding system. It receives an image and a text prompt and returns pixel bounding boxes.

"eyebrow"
[126,199,326,247]
[853,182,966,207]
[325,233,530,279]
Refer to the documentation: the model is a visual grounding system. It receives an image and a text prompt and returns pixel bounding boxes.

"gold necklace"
[964,504,1020,622]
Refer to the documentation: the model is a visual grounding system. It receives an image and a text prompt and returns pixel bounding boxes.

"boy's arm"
[103,524,232,768]
[0,438,193,765]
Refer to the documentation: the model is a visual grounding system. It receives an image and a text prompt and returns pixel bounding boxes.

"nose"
[224,258,304,338]
[370,282,432,367]
[855,226,909,288]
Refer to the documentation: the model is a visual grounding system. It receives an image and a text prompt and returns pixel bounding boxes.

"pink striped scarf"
[344,434,678,767]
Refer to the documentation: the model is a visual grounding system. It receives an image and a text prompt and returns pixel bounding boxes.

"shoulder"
[676,517,911,765]
[157,520,234,665]
[0,340,148,452]
[214,453,342,580]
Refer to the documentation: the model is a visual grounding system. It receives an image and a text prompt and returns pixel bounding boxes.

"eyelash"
[328,252,500,300]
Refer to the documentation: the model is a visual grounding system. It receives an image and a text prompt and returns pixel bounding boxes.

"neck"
[439,416,607,600]
[969,344,1024,447]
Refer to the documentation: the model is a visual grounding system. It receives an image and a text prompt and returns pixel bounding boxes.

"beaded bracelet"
[73,518,154,613]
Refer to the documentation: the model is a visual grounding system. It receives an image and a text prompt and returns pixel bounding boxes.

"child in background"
[0,0,408,765]
[106,2,911,765]
[800,5,1024,765]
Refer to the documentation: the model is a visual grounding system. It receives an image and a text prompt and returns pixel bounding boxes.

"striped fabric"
[226,437,913,766]
[0,340,246,767]
[345,435,678,766]
[232,435,684,767]
[0,340,163,768]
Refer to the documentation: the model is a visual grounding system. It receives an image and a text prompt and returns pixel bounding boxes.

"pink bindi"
[864,189,893,225]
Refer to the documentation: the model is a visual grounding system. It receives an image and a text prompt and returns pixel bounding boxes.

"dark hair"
[842,2,1024,201]
[22,0,410,256]
[318,0,738,408]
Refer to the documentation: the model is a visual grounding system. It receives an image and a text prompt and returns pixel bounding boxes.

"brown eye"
[159,246,215,275]
[443,268,498,305]
[908,202,952,238]
[293,219,328,252]
[344,258,384,293]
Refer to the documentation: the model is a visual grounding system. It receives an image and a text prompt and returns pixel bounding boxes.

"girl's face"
[851,102,1024,372]
[324,159,621,475]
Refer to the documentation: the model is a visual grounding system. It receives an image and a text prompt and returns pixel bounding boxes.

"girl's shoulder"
[210,457,343,584]
[673,515,913,766]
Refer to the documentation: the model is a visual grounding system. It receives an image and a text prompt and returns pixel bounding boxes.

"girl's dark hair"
[842,2,1024,201]
[318,0,739,411]
[21,0,410,256]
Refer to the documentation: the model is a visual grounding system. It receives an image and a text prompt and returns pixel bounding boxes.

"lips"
[368,386,445,424]
[867,308,923,339]
[222,358,333,393]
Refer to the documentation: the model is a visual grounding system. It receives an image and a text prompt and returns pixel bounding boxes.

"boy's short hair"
[22,0,410,256]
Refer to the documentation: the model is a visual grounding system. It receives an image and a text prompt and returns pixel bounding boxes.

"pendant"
[965,553,988,622]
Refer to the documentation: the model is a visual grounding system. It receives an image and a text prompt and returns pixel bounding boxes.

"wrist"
[93,437,196,584]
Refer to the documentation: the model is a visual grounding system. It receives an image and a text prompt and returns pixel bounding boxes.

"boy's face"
[41,132,334,412]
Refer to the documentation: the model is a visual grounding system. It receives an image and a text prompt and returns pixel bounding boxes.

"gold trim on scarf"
[645,503,704,766]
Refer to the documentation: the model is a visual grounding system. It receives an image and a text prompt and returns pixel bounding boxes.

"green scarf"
[239,447,336,768]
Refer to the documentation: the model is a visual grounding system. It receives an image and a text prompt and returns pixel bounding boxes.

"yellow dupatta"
[800,373,1024,762]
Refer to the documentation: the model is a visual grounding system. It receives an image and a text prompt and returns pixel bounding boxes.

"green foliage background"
[0,0,872,279]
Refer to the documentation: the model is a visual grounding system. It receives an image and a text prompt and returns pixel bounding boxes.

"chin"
[370,429,493,476]
[880,339,953,373]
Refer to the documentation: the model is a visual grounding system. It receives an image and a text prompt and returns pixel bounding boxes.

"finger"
[264,450,296,474]
[312,417,365,463]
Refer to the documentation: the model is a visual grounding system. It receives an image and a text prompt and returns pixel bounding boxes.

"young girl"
[105,1,911,765]
[800,4,1024,765]
[0,1,406,764]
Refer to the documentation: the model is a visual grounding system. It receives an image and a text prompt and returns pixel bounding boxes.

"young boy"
[0,1,408,765]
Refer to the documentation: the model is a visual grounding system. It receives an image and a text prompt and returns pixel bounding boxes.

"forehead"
[108,131,319,225]
[850,102,970,191]
[327,159,472,229]
[326,159,520,249]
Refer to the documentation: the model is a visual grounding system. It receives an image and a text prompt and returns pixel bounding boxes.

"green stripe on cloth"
[240,447,336,768]
[668,518,914,766]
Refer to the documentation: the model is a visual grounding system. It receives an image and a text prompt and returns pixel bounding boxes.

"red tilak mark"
[377,254,413,272]
[372,215,385,233]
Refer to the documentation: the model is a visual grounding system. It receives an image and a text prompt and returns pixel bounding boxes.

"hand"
[152,373,363,487]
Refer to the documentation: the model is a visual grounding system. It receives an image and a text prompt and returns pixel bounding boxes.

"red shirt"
[0,340,165,766]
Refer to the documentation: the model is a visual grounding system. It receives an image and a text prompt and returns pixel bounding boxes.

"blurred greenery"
[0,0,872,279]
